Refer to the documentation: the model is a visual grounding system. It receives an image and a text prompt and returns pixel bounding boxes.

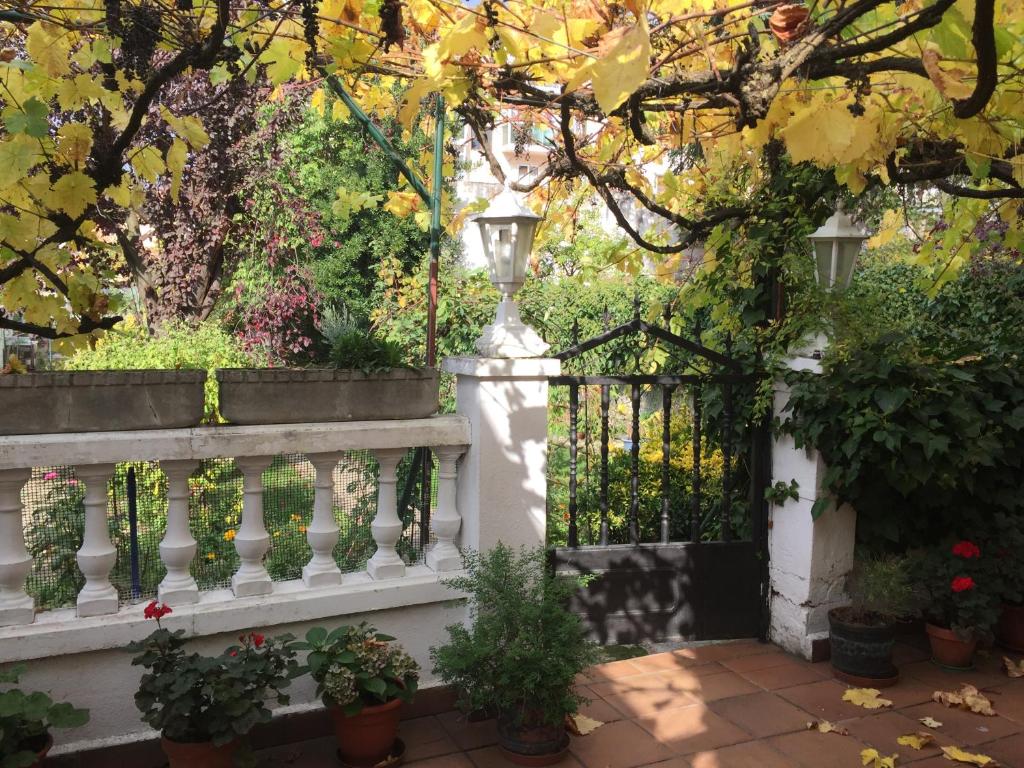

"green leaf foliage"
[0,665,88,767]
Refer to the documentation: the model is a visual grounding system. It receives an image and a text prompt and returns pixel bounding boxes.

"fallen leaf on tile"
[897,732,936,750]
[844,687,894,709]
[920,716,944,729]
[1003,656,1024,678]
[933,684,997,716]
[861,747,898,767]
[566,713,602,736]
[940,745,999,766]
[806,719,849,735]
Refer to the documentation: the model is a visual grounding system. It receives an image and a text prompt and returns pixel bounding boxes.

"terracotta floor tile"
[709,691,812,737]
[255,736,338,767]
[631,653,700,673]
[687,740,794,768]
[982,732,1024,767]
[636,703,752,755]
[893,643,932,666]
[719,650,788,674]
[592,670,715,716]
[881,678,940,709]
[602,685,700,718]
[777,679,867,721]
[568,719,676,768]
[436,711,500,751]
[736,659,828,691]
[672,641,772,664]
[900,660,1005,692]
[991,685,1024,725]
[406,755,476,768]
[685,671,761,702]
[578,694,625,723]
[902,701,1022,745]
[400,716,460,761]
[467,745,584,768]
[584,658,646,682]
[768,729,869,768]
[634,759,691,768]
[840,710,953,763]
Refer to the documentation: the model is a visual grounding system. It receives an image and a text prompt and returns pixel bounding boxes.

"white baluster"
[231,455,273,597]
[76,464,118,618]
[426,447,466,572]
[0,468,33,626]
[158,460,199,605]
[366,448,407,580]
[302,452,343,588]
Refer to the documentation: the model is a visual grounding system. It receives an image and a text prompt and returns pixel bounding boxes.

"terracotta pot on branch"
[769,4,810,44]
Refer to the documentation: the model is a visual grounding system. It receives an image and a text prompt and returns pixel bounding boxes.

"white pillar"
[76,464,118,618]
[231,455,273,598]
[158,460,199,605]
[303,451,343,588]
[0,468,33,627]
[769,353,856,660]
[426,446,467,572]
[442,356,560,552]
[366,448,406,580]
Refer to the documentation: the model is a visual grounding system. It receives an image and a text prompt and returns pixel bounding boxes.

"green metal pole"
[426,93,445,368]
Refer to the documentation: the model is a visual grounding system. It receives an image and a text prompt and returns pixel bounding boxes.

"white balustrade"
[231,455,273,597]
[366,448,406,580]
[158,459,199,605]
[303,451,344,588]
[426,446,466,572]
[0,468,33,626]
[75,464,118,618]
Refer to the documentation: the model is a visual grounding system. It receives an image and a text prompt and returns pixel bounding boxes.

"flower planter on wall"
[215,368,439,425]
[0,370,206,435]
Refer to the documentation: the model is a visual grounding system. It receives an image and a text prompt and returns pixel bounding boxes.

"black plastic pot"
[496,710,569,767]
[828,607,899,687]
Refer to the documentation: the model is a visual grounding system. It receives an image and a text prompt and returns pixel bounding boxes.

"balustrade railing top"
[0,417,470,629]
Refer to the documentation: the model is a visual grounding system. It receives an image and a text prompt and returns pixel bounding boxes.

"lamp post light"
[471,189,550,358]
[807,204,869,291]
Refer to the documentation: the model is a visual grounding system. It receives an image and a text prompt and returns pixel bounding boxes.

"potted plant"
[912,540,1002,669]
[0,363,206,435]
[828,555,915,687]
[128,601,300,768]
[216,308,438,425]
[0,664,89,767]
[295,623,419,767]
[431,545,599,767]
[986,513,1024,652]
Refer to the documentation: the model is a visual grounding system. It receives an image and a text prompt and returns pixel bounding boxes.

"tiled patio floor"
[255,639,1024,768]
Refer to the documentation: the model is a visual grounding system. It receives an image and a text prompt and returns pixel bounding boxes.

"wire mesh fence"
[20,449,436,611]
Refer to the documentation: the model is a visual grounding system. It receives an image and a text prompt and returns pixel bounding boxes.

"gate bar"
[599,384,610,546]
[568,383,579,548]
[629,383,641,546]
[660,385,674,544]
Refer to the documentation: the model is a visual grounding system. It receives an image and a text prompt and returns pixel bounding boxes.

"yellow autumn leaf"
[26,21,72,77]
[48,172,97,217]
[844,688,894,710]
[161,108,210,149]
[131,146,165,183]
[331,99,350,122]
[806,720,850,735]
[57,123,93,168]
[166,139,188,203]
[922,46,974,101]
[861,748,898,768]
[567,714,603,736]
[920,717,944,728]
[590,23,651,114]
[941,746,999,766]
[384,190,421,218]
[897,732,936,750]
[1004,657,1024,678]
[933,685,996,716]
[399,78,433,130]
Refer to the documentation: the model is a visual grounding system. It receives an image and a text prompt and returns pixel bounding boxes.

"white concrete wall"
[768,355,856,659]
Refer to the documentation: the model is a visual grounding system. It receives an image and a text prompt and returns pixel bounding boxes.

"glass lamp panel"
[814,241,835,287]
[834,239,862,289]
[496,227,514,283]
[513,219,538,281]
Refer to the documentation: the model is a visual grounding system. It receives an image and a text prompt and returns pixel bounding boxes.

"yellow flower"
[223,529,236,542]
[298,525,307,533]
[290,514,302,522]
[206,552,217,560]
[273,531,281,537]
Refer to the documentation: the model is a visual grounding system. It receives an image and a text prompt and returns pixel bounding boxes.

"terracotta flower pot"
[160,736,239,768]
[496,711,570,767]
[998,604,1024,653]
[926,622,977,669]
[331,698,402,767]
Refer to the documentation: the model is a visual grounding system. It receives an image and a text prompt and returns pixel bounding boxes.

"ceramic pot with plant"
[985,513,1024,652]
[296,623,419,767]
[912,540,1002,669]
[0,664,89,767]
[431,545,599,767]
[829,555,916,687]
[128,601,300,768]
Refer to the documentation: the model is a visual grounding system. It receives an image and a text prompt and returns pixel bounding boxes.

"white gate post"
[769,352,856,660]
[442,357,560,553]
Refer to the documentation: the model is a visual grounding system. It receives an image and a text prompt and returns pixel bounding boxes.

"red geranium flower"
[143,600,172,620]
[951,541,981,559]
[251,633,265,648]
[951,576,976,593]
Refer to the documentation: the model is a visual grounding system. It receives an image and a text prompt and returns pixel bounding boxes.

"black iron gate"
[548,312,770,644]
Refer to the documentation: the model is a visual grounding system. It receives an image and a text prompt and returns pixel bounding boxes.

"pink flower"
[144,601,172,620]
[67,479,79,486]
[43,471,58,480]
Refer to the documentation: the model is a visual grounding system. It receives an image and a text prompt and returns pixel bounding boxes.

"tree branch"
[0,312,123,339]
[953,0,997,118]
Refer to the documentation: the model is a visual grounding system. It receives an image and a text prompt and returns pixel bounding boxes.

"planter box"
[0,370,207,435]
[215,368,439,425]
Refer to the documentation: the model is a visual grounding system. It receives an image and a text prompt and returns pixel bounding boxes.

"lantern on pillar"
[808,205,869,290]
